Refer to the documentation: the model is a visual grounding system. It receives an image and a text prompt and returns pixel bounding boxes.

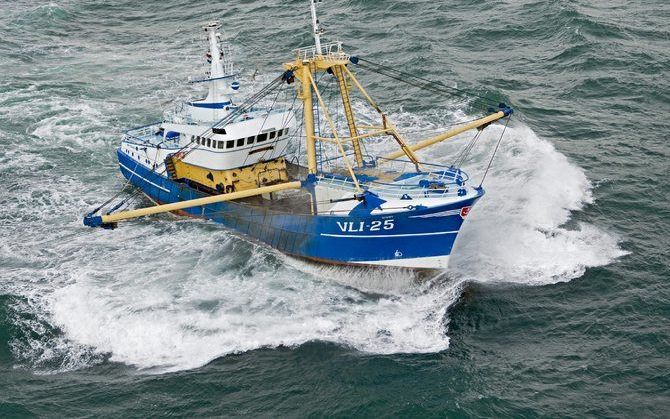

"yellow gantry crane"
[282,2,511,183]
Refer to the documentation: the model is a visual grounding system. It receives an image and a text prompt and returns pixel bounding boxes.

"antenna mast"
[310,0,323,54]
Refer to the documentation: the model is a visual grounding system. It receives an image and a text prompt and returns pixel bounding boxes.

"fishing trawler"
[84,1,512,269]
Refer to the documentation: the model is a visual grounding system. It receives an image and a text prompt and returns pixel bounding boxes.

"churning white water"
[0,64,626,372]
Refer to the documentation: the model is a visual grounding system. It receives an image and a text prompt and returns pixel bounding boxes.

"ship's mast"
[286,0,422,185]
[206,23,224,78]
[204,22,226,104]
[310,0,323,54]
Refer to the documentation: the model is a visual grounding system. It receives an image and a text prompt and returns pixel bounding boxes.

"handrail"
[316,177,464,199]
[317,153,463,173]
[318,169,466,187]
[125,121,162,135]
[374,156,462,171]
[294,41,349,61]
[124,123,163,143]
[316,164,469,199]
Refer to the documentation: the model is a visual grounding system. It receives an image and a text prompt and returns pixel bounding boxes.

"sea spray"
[1,99,627,373]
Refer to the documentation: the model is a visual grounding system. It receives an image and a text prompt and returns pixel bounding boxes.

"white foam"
[1,87,628,373]
[29,100,113,150]
[46,233,459,372]
[445,123,628,284]
[347,107,627,284]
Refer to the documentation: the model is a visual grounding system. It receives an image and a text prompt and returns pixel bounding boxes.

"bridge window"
[257,133,267,142]
[226,140,235,149]
[237,138,245,147]
[207,138,211,148]
[246,136,255,145]
[191,135,195,142]
[269,131,276,140]
[218,141,224,149]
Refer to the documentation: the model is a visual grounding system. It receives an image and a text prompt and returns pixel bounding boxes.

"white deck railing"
[316,170,468,200]
[294,41,349,61]
[124,123,161,142]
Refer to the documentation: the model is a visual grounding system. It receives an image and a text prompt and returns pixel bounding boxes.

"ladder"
[164,156,178,179]
[333,65,363,167]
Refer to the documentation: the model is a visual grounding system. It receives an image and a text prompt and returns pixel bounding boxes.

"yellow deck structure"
[168,156,289,193]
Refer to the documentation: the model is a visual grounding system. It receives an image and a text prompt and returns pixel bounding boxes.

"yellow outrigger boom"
[384,110,509,160]
[84,181,303,228]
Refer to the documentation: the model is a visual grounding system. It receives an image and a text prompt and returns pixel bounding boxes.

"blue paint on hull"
[117,149,482,266]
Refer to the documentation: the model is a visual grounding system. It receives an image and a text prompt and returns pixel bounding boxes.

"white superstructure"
[120,22,296,174]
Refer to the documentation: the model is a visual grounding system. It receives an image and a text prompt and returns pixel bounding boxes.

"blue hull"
[117,149,481,268]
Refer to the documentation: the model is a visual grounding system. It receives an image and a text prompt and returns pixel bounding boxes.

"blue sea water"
[0,0,668,416]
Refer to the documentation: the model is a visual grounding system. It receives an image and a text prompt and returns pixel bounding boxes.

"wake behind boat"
[84,1,513,269]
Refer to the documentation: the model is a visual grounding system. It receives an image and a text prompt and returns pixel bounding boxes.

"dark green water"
[1,0,669,416]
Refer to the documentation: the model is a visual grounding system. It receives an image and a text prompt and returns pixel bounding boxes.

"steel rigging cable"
[355,57,503,112]
[479,115,511,188]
